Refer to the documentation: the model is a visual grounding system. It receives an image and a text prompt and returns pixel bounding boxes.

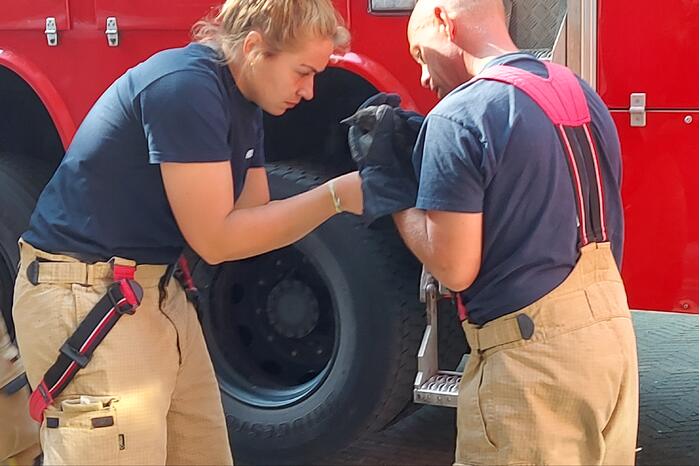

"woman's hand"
[329,172,363,215]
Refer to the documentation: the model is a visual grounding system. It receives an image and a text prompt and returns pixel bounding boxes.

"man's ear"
[433,6,456,41]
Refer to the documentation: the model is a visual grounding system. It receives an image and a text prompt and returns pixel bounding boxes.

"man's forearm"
[392,208,482,292]
[393,208,433,269]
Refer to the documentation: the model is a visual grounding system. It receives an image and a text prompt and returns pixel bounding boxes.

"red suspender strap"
[474,61,608,246]
[455,293,468,321]
[175,255,200,306]
[28,266,143,422]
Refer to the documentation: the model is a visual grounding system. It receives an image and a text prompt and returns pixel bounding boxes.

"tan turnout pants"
[0,317,40,466]
[456,242,639,466]
[12,241,233,465]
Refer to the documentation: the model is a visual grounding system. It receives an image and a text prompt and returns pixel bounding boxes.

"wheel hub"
[266,279,320,339]
[201,243,337,408]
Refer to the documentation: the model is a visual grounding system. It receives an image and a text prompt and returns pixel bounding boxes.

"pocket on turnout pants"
[41,395,121,466]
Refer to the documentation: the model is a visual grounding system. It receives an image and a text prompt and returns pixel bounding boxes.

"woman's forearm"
[204,182,337,263]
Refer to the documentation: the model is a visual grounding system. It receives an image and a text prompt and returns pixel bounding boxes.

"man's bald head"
[407,0,516,97]
[408,0,507,37]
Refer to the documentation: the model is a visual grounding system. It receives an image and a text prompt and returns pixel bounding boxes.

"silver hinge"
[629,93,646,127]
[105,17,119,47]
[45,17,58,46]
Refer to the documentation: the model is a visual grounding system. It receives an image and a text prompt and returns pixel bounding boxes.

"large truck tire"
[193,164,426,464]
[0,153,52,337]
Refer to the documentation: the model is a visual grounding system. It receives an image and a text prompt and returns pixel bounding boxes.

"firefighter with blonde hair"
[12,1,361,464]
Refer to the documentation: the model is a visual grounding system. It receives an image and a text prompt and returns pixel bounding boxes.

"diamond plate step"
[414,371,461,407]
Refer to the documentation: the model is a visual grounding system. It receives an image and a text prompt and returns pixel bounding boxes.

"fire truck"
[0,0,697,463]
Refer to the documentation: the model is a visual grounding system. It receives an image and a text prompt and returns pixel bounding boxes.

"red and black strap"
[29,266,143,422]
[455,62,611,325]
[556,123,608,246]
[175,255,199,306]
[474,63,609,248]
[454,292,468,322]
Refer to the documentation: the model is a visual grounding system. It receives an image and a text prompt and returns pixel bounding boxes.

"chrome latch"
[629,93,646,127]
[105,17,119,47]
[45,17,58,46]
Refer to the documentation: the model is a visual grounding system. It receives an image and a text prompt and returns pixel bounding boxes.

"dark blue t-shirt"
[414,53,623,325]
[24,43,265,264]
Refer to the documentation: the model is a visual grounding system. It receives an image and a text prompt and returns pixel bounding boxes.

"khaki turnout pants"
[456,242,639,466]
[12,241,233,465]
[1,317,40,466]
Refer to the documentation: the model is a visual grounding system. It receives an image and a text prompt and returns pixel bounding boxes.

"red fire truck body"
[0,0,696,462]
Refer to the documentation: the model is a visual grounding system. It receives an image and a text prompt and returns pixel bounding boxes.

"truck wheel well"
[0,66,377,176]
[0,66,64,169]
[262,68,377,174]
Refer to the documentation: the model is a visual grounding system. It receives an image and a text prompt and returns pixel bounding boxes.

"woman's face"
[241,35,335,116]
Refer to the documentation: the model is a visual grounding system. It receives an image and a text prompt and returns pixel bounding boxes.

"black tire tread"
[0,152,53,334]
[265,163,425,452]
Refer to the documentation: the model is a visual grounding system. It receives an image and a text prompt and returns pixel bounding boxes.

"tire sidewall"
[0,165,39,331]
[199,168,409,463]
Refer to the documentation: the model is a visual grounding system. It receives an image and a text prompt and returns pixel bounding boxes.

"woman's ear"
[242,30,264,60]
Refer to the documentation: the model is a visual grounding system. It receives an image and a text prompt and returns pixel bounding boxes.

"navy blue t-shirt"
[414,53,623,325]
[24,43,265,264]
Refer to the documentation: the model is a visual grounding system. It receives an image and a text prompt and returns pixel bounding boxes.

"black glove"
[393,107,425,179]
[356,92,402,110]
[341,101,422,226]
[394,107,425,132]
[342,94,425,174]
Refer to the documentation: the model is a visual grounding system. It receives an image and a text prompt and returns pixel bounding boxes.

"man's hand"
[342,93,425,176]
[356,92,402,110]
[342,103,419,225]
[392,107,425,179]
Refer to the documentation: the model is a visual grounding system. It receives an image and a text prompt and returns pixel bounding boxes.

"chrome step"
[414,370,461,407]
[414,269,464,408]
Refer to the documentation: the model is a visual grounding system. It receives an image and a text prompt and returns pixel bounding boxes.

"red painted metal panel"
[347,1,438,113]
[94,0,351,32]
[332,0,351,26]
[0,0,70,30]
[0,1,429,147]
[333,52,419,110]
[598,0,699,109]
[94,1,216,31]
[1,1,695,317]
[0,27,195,145]
[615,111,698,313]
